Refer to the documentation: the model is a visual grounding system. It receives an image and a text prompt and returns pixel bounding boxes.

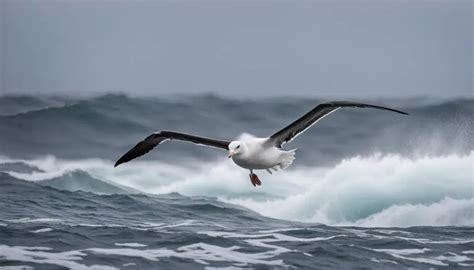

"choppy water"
[0,94,473,269]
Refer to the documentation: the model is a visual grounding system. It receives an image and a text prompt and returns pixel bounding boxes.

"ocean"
[0,94,473,269]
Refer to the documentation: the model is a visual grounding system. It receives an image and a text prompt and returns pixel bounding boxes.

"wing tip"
[114,153,134,168]
[392,109,409,115]
[114,158,124,168]
[324,101,409,115]
[113,133,163,168]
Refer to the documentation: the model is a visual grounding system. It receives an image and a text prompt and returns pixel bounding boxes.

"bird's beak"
[228,150,235,158]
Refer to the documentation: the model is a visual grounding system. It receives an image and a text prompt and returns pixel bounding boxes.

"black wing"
[268,101,408,148]
[115,131,231,167]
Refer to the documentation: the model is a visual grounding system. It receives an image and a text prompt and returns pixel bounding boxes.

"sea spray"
[2,152,472,227]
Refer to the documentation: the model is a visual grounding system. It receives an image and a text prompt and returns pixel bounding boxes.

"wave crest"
[227,152,473,227]
[352,197,474,227]
[2,151,472,227]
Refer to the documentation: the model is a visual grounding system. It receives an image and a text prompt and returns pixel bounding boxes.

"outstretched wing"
[268,101,408,148]
[115,131,231,167]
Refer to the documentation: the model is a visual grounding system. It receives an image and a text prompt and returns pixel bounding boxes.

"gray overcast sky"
[0,0,472,98]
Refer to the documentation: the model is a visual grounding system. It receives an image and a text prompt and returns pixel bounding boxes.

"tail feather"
[279,149,296,170]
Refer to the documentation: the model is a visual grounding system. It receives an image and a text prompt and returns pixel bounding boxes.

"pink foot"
[249,173,262,187]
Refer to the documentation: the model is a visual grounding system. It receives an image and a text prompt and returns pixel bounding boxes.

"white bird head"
[228,141,245,158]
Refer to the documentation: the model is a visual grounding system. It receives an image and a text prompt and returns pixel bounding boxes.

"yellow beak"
[228,150,235,158]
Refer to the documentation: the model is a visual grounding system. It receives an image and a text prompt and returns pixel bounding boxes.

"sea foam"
[1,151,473,227]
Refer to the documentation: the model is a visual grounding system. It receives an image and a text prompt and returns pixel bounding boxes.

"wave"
[1,165,473,268]
[352,197,474,227]
[0,171,282,231]
[2,151,472,227]
[1,94,472,165]
[36,170,132,194]
[2,94,474,269]
[0,95,69,116]
[224,152,474,227]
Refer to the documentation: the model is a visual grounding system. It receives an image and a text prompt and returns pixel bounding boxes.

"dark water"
[1,94,472,164]
[0,94,473,269]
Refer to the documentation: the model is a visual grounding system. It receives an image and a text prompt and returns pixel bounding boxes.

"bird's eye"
[236,145,240,149]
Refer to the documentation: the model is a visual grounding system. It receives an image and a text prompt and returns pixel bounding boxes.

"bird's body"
[230,138,294,170]
[114,101,408,187]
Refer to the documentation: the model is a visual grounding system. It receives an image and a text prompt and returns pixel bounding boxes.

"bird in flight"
[115,101,408,187]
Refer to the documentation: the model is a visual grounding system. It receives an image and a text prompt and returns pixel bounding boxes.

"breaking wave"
[1,94,473,268]
[2,151,472,227]
[226,152,474,227]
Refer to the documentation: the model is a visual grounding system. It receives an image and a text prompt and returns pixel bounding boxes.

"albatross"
[115,101,408,187]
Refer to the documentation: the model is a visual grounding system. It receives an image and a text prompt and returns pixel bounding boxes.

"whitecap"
[114,243,147,248]
[6,152,473,227]
[8,218,62,224]
[370,258,398,264]
[87,242,285,266]
[0,245,116,270]
[435,252,473,263]
[29,228,53,234]
[368,247,448,266]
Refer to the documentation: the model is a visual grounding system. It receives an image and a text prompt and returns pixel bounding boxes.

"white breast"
[231,138,283,170]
